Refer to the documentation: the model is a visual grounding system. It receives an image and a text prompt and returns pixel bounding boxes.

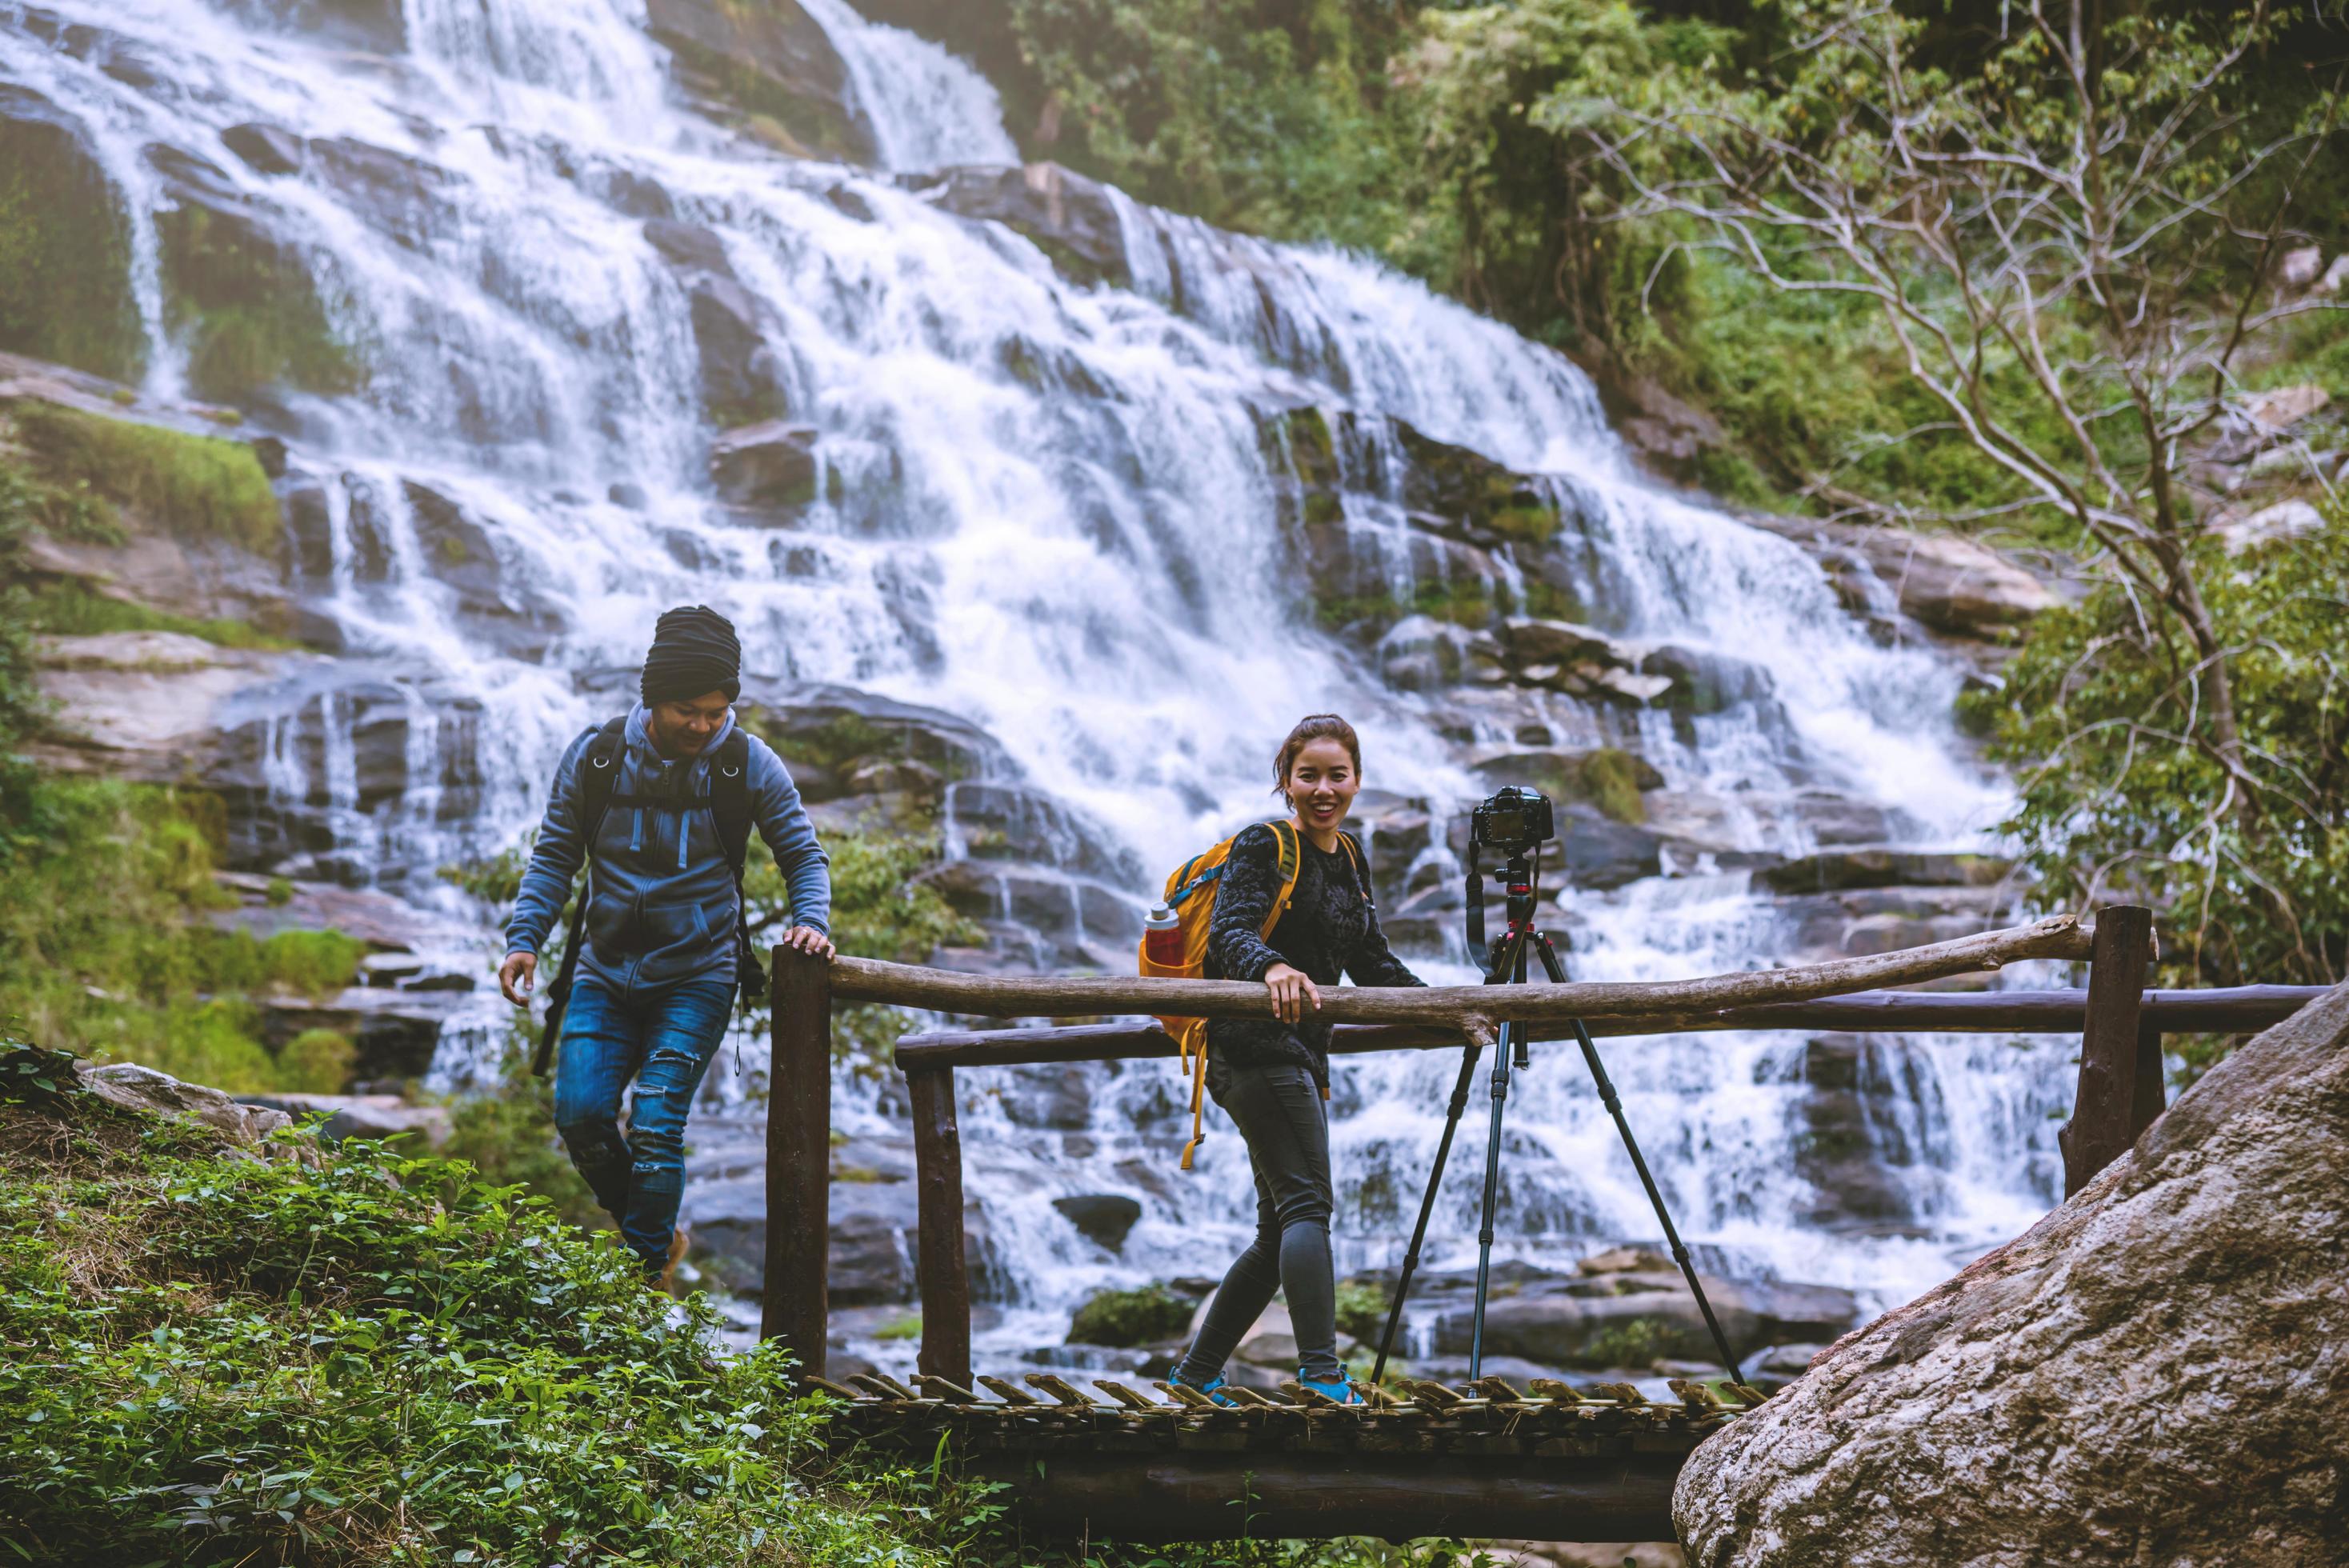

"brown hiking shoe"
[658,1222,690,1293]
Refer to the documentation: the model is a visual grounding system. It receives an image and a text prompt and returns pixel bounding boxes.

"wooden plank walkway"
[811,1371,1751,1542]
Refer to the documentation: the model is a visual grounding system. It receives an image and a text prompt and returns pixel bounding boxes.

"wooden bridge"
[750,904,2323,1543]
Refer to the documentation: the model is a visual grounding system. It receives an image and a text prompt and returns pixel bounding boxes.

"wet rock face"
[211,0,405,53]
[1675,983,2349,1567]
[0,86,147,382]
[910,162,1132,288]
[643,0,868,162]
[646,222,794,426]
[1426,1254,1860,1370]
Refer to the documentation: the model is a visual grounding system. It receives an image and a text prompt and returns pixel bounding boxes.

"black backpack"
[531,718,770,1075]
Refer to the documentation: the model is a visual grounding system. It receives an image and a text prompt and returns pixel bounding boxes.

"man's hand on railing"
[780,926,836,962]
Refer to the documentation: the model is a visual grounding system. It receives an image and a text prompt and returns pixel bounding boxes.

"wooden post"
[2059,904,2154,1197]
[906,1065,972,1387]
[762,947,830,1385]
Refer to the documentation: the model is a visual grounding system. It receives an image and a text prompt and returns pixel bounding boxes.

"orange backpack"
[1138,820,1363,1169]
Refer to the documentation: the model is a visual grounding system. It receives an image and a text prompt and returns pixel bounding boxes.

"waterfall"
[1,0,2072,1376]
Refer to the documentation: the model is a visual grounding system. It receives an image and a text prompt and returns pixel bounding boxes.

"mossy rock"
[646,0,870,163]
[11,399,282,557]
[154,194,360,404]
[22,581,299,651]
[0,90,146,382]
[1066,1282,1199,1348]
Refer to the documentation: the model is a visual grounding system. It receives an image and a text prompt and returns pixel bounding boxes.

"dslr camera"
[1470,785,1555,858]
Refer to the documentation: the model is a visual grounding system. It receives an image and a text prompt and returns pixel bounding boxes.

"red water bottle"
[1142,902,1184,972]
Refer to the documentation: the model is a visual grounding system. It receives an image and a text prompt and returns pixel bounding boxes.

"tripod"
[1369,844,1739,1384]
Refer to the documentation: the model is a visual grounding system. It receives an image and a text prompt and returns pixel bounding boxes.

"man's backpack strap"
[534,716,630,1077]
[708,730,768,1008]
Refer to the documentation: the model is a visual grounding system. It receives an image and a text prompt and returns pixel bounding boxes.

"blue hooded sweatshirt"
[503,704,830,991]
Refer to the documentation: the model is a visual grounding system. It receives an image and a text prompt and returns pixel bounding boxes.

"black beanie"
[641,605,742,705]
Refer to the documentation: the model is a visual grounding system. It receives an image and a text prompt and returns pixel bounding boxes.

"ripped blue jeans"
[551,972,734,1274]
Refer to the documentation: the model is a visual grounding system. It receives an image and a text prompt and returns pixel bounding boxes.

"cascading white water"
[3,0,2072,1373]
[796,0,1018,171]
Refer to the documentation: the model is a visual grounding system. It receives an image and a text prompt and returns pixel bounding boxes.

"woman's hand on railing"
[1263,963,1322,1026]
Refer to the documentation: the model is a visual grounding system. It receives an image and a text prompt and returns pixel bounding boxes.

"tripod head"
[1463,784,1555,958]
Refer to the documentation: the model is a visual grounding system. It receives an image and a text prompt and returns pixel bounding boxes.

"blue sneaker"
[1170,1371,1236,1408]
[1297,1374,1361,1406]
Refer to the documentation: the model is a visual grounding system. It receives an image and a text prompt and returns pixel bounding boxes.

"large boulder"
[1743,512,2056,641]
[1675,982,2349,1566]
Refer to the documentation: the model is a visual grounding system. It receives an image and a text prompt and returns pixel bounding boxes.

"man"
[498,605,833,1286]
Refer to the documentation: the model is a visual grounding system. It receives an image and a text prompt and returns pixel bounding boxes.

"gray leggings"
[1174,1060,1343,1384]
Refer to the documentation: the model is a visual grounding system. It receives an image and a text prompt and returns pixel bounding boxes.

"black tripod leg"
[1372,925,1521,1385]
[1539,932,1739,1374]
[1468,938,1530,1381]
[1369,1038,1481,1384]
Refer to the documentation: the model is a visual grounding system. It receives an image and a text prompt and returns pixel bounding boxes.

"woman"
[1170,714,1426,1406]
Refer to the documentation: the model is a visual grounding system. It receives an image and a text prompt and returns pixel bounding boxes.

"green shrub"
[0,776,366,1092]
[257,928,366,998]
[0,1088,922,1565]
[275,1027,355,1094]
[1066,1282,1196,1347]
[441,1038,605,1230]
[1332,1278,1389,1343]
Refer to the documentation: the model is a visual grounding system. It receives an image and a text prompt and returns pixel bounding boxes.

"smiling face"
[646,690,731,758]
[1285,736,1361,834]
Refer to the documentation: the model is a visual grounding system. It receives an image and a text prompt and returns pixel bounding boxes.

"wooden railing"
[756,904,2326,1387]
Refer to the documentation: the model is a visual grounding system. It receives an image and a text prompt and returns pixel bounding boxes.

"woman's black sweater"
[1204,822,1425,1090]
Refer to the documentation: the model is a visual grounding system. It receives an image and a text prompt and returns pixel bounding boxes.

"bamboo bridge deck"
[810,1370,1738,1541]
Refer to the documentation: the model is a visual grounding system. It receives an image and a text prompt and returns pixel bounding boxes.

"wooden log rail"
[764,904,2326,1448]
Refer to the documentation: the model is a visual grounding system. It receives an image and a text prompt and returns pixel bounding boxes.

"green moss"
[154,203,360,404]
[1314,570,1496,634]
[1480,498,1563,546]
[24,582,298,650]
[1579,1315,1667,1370]
[12,401,281,556]
[663,34,866,162]
[1067,1282,1197,1347]
[874,1311,924,1341]
[1581,747,1649,825]
[0,116,146,382]
[1518,578,1584,622]
[1301,488,1346,526]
